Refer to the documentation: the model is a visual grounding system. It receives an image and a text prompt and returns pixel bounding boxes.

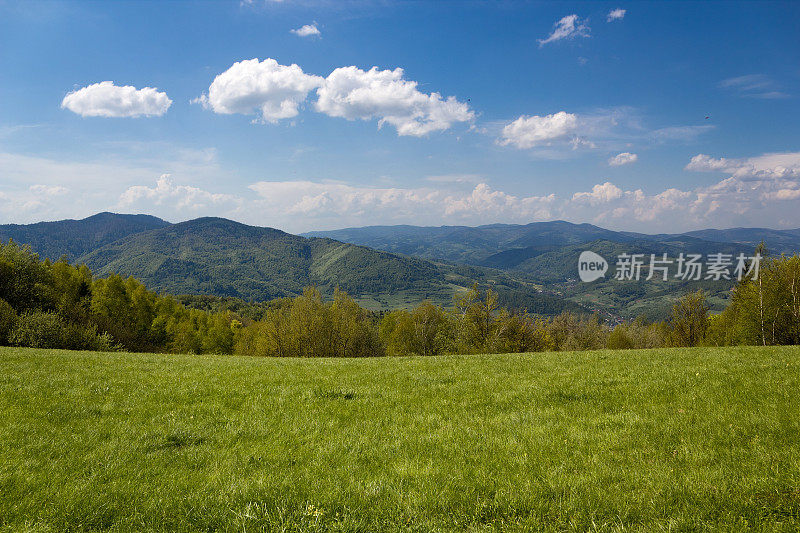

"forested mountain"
[5,212,797,319]
[304,221,800,266]
[303,221,629,264]
[0,212,169,260]
[74,217,579,314]
[304,221,800,319]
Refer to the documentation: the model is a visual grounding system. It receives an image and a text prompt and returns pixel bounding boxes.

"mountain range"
[3,214,799,319]
[303,222,800,268]
[0,214,577,314]
[305,221,800,319]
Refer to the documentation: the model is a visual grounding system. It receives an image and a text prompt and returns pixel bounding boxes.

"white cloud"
[314,66,474,136]
[291,23,320,37]
[195,58,323,123]
[719,74,788,99]
[61,81,172,118]
[196,60,472,135]
[248,180,555,228]
[0,148,229,224]
[498,112,579,149]
[29,184,69,196]
[495,107,671,154]
[649,125,714,143]
[572,182,623,204]
[608,152,638,166]
[119,175,239,211]
[606,8,626,22]
[686,152,800,180]
[241,162,800,232]
[538,15,590,47]
[425,174,483,185]
[562,151,800,229]
[5,145,800,234]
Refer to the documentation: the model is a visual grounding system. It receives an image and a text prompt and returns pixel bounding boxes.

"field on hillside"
[1,347,799,532]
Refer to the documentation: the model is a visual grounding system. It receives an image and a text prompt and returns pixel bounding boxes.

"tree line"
[1,240,797,357]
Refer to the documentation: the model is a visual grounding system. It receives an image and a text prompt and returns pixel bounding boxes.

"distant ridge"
[303,221,800,265]
[0,212,170,260]
[4,212,798,317]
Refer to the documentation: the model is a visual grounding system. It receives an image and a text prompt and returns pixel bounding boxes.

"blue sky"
[1,0,799,232]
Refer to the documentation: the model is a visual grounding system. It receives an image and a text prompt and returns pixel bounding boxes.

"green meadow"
[1,346,798,532]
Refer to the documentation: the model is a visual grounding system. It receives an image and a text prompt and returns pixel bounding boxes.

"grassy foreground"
[0,347,798,532]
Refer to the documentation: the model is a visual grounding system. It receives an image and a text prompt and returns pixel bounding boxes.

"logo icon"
[578,251,608,282]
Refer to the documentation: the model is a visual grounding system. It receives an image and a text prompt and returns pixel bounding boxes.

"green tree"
[668,290,709,347]
[0,298,17,345]
[379,302,451,356]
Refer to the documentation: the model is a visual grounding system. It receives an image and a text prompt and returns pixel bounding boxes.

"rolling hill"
[71,217,579,314]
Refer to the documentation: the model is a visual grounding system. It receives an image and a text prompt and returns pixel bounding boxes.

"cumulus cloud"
[538,15,590,47]
[606,8,626,22]
[498,112,579,149]
[248,180,555,228]
[686,152,800,180]
[240,157,800,232]
[572,182,623,204]
[5,145,800,233]
[119,175,239,211]
[291,23,320,37]
[196,60,473,135]
[314,66,474,136]
[569,183,697,225]
[495,107,717,156]
[679,151,800,222]
[194,58,323,123]
[61,81,172,118]
[495,108,665,153]
[559,151,800,229]
[608,152,638,166]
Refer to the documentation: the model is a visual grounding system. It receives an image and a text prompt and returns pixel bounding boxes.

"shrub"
[607,318,668,350]
[549,312,608,351]
[235,288,385,358]
[380,302,452,356]
[0,297,17,345]
[606,326,634,350]
[493,310,552,353]
[9,311,66,349]
[64,323,122,352]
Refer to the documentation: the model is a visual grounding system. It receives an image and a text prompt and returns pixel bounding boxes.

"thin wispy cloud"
[538,14,590,47]
[649,125,715,143]
[719,74,789,99]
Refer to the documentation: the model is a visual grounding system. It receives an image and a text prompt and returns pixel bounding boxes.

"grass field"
[1,346,799,532]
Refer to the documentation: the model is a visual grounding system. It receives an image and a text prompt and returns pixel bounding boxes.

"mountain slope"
[76,217,579,314]
[0,212,170,260]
